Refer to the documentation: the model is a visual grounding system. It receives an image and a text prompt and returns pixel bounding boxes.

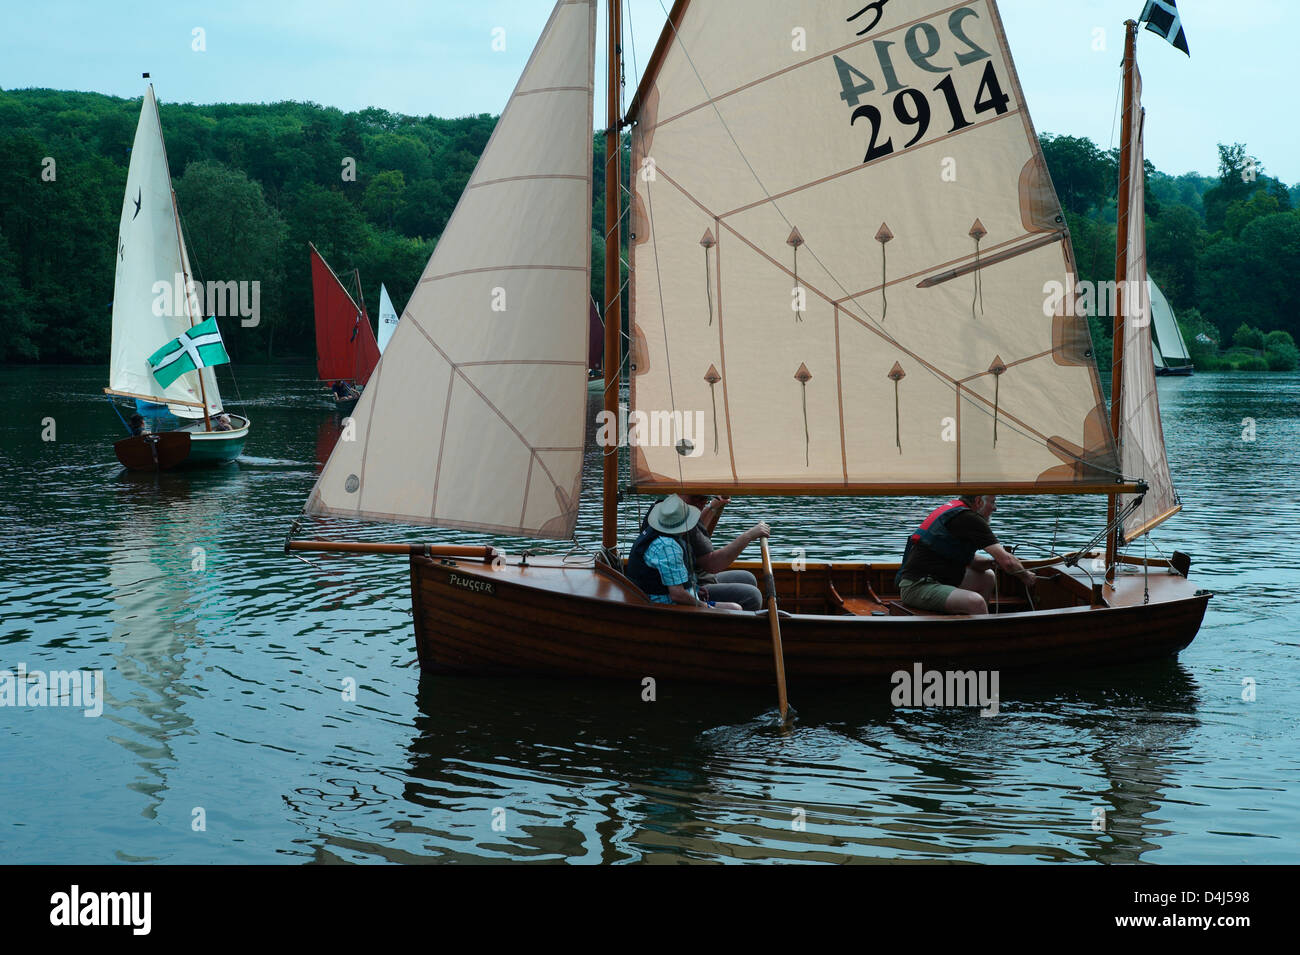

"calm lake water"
[2,363,1297,864]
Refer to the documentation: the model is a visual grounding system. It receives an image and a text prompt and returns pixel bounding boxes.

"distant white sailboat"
[376,283,400,354]
[1148,276,1193,375]
[106,81,250,470]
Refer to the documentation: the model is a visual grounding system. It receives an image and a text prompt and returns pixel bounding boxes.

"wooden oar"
[759,536,790,722]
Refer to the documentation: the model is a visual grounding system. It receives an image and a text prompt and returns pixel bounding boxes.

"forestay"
[109,86,222,419]
[1117,68,1179,542]
[305,0,595,538]
[628,0,1118,493]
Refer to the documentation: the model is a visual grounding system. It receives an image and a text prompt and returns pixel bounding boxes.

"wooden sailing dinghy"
[106,81,250,470]
[309,242,379,414]
[289,2,1209,684]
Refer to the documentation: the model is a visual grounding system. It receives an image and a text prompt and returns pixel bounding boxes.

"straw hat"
[647,494,701,535]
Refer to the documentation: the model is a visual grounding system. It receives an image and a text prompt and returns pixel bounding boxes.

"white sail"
[109,86,221,419]
[1149,276,1190,366]
[1118,70,1178,542]
[376,283,399,354]
[627,0,1118,493]
[305,0,595,538]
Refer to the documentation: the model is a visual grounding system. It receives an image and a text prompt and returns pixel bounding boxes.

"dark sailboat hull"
[114,414,250,470]
[408,553,1209,685]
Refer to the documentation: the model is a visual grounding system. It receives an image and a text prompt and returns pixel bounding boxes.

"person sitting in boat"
[627,495,762,611]
[657,493,765,611]
[128,413,149,437]
[895,494,1037,614]
[331,380,359,400]
[212,413,233,431]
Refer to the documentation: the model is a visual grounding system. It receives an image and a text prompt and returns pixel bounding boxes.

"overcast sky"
[3,0,1294,183]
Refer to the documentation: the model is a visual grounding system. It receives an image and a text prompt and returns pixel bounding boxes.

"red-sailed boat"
[309,242,380,413]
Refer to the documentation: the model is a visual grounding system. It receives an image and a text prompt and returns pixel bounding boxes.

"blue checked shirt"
[643,535,697,604]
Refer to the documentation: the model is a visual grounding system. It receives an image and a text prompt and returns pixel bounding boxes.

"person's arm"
[698,495,729,536]
[666,584,710,607]
[697,521,770,575]
[985,543,1036,587]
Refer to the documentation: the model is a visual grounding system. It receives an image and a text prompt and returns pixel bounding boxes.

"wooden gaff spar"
[288,2,1209,685]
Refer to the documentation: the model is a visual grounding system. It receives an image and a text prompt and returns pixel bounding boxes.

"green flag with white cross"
[147,316,230,389]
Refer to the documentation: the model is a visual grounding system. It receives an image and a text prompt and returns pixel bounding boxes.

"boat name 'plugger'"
[449,573,495,595]
[891,663,1000,717]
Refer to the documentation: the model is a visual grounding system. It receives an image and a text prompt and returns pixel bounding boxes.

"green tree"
[1039,134,1115,215]
[1231,322,1264,350]
[362,170,407,230]
[175,160,288,357]
[0,227,38,359]
[1145,203,1204,311]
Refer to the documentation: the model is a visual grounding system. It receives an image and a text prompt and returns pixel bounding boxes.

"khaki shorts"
[898,576,956,613]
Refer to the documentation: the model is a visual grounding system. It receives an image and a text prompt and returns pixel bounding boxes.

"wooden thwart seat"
[840,597,889,616]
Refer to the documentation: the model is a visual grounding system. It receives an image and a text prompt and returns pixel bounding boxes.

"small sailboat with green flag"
[106,79,250,471]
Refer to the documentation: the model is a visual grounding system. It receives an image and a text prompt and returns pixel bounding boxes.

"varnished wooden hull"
[409,554,1210,685]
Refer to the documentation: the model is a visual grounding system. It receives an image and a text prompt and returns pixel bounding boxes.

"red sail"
[310,243,379,384]
[588,298,603,372]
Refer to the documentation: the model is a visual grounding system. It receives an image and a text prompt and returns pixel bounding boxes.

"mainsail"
[1117,68,1179,542]
[305,0,595,538]
[310,244,380,384]
[108,85,222,420]
[627,0,1118,493]
[377,283,400,354]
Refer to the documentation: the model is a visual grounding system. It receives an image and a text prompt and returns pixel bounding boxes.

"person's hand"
[712,495,731,509]
[748,521,770,542]
[713,601,744,611]
[1020,570,1038,590]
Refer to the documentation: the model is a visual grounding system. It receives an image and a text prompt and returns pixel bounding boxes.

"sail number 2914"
[835,6,1011,164]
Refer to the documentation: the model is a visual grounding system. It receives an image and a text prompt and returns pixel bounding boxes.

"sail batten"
[305,0,595,539]
[629,0,1118,493]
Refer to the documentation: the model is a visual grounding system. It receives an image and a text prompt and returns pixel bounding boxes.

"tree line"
[1044,135,1299,372]
[0,87,1295,371]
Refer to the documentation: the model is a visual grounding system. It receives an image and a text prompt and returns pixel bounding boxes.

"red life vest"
[897,499,976,584]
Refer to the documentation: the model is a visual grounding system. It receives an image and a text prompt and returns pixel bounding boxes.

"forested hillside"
[0,87,1295,369]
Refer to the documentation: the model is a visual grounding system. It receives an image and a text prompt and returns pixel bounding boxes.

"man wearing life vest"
[896,495,1036,614]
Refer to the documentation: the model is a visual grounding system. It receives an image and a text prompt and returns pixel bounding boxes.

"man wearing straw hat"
[626,495,768,611]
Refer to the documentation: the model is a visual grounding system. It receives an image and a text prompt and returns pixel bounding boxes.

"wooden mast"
[601,0,623,558]
[1106,20,1139,582]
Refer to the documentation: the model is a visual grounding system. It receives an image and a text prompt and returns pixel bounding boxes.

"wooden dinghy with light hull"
[408,551,1210,684]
